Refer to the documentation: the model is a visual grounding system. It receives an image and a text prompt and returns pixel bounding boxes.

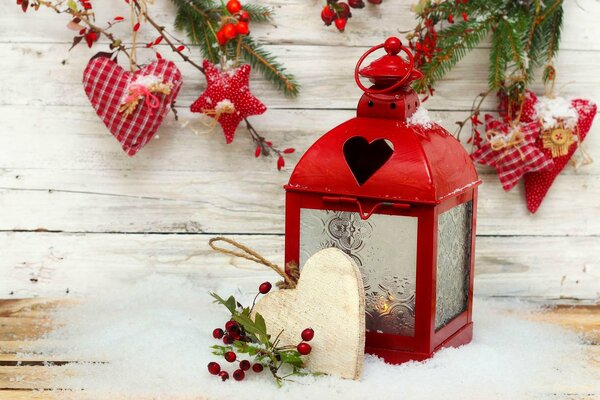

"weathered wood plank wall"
[0,0,598,302]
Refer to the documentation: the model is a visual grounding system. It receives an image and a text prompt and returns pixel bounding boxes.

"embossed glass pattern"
[299,209,418,336]
[435,201,473,331]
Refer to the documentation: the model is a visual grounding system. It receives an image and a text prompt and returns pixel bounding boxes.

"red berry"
[238,10,250,22]
[224,351,237,363]
[217,29,227,45]
[301,328,314,342]
[259,282,272,294]
[367,0,382,3]
[252,363,263,373]
[213,328,224,339]
[229,330,241,341]
[223,335,233,345]
[349,0,365,8]
[321,5,335,26]
[448,13,454,23]
[337,2,352,19]
[297,342,312,355]
[236,21,249,35]
[233,369,245,381]
[218,371,229,381]
[225,320,238,332]
[207,362,221,375]
[334,18,347,32]
[222,23,237,40]
[384,37,402,55]
[226,0,241,14]
[239,360,251,371]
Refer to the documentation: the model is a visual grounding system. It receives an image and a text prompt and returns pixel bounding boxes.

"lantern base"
[366,322,473,365]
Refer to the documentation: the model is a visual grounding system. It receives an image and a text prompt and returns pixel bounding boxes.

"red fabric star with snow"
[471,115,553,191]
[190,60,266,143]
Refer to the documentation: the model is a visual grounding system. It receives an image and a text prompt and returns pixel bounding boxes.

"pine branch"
[241,36,300,98]
[171,0,298,97]
[414,18,491,92]
[240,3,273,23]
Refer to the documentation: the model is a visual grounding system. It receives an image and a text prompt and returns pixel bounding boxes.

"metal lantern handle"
[354,42,415,95]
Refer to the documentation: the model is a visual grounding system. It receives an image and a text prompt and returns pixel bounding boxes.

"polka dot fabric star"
[190,60,267,143]
[524,98,597,213]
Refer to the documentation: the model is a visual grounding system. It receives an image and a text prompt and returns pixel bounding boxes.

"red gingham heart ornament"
[83,57,183,156]
[471,115,553,191]
[524,98,597,213]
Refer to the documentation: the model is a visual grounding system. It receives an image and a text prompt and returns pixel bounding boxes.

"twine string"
[208,237,298,289]
[487,127,526,160]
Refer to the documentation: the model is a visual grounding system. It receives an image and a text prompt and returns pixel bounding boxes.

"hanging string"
[129,0,138,72]
[208,237,299,289]
[486,127,526,160]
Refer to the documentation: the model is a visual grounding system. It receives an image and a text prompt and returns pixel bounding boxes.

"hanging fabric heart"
[83,57,183,156]
[524,97,597,213]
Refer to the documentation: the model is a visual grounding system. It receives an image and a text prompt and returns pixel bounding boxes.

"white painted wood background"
[0,0,598,303]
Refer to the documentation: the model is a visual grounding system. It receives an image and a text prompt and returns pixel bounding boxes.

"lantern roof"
[286,118,480,204]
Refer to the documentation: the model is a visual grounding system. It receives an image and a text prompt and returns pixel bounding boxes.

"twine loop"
[201,100,236,128]
[119,81,172,116]
[208,237,298,289]
[487,127,526,159]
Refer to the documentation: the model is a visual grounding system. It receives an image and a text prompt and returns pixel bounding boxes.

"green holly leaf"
[67,0,78,12]
[278,350,304,368]
[210,292,237,315]
[254,312,268,337]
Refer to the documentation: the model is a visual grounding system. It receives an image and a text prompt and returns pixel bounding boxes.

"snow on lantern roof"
[286,115,480,204]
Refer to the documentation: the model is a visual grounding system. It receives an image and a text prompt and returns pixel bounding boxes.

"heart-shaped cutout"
[83,57,183,156]
[343,137,394,185]
[253,248,365,379]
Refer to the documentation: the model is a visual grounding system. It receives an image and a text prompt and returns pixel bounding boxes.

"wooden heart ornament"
[253,248,365,379]
[343,137,394,185]
[83,57,183,156]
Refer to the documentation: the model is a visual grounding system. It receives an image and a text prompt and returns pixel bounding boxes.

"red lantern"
[284,37,481,364]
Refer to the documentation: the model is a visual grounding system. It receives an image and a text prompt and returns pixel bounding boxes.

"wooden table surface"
[0,299,598,399]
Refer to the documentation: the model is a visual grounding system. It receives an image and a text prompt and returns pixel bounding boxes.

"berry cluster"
[320,0,382,32]
[216,0,250,46]
[208,282,317,384]
[207,347,264,381]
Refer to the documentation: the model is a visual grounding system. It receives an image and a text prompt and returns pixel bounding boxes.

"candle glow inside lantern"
[284,37,481,364]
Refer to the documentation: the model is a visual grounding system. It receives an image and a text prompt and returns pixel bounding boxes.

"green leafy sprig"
[210,292,318,386]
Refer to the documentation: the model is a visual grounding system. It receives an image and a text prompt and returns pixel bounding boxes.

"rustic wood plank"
[0,106,598,237]
[0,0,597,51]
[0,234,598,302]
[0,43,598,111]
[1,171,598,236]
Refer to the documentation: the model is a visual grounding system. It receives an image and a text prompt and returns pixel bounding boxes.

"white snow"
[23,274,598,399]
[215,99,235,113]
[131,74,163,88]
[535,96,579,130]
[407,106,434,128]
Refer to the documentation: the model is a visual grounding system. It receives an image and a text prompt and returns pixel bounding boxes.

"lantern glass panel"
[435,201,473,331]
[299,209,418,336]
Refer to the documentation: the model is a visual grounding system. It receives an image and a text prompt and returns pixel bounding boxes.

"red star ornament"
[524,97,597,213]
[471,115,554,191]
[190,60,267,143]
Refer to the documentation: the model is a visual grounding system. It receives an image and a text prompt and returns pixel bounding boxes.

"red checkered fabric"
[83,57,182,156]
[471,115,553,191]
